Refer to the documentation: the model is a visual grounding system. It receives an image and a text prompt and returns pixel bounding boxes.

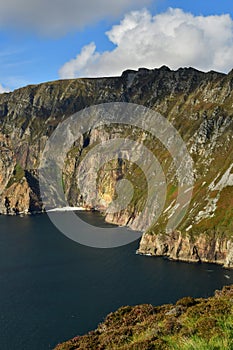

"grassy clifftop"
[55,285,233,350]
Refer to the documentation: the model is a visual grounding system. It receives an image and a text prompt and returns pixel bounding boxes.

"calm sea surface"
[0,212,233,350]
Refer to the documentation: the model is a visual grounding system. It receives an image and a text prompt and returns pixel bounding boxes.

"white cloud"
[59,8,233,78]
[0,0,150,36]
[0,84,10,94]
[60,42,100,78]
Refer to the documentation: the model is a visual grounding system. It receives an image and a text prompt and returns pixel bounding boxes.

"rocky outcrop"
[138,231,233,268]
[0,66,233,266]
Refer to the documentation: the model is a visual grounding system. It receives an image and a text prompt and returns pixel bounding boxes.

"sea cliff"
[138,231,233,268]
[0,66,233,266]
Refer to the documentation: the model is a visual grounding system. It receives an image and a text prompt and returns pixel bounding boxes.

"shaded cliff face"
[0,66,233,265]
[54,284,233,350]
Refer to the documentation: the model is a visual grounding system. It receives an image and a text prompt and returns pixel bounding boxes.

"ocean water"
[0,212,233,350]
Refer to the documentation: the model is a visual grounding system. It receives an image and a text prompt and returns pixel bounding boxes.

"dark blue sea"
[0,212,233,349]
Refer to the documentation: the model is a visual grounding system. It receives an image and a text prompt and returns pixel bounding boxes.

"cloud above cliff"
[59,8,233,78]
[0,0,150,36]
[0,84,9,93]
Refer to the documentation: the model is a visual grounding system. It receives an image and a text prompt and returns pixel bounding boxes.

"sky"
[0,0,233,92]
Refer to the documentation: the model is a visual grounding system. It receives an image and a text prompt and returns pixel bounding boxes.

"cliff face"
[0,66,233,266]
[138,231,233,268]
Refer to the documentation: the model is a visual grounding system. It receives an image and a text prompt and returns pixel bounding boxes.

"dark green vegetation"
[6,164,24,188]
[55,285,233,350]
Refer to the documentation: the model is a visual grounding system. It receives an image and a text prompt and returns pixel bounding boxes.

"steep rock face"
[138,231,233,268]
[0,133,15,198]
[3,179,31,214]
[0,66,233,266]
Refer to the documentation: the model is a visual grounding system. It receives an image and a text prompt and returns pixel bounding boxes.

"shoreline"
[0,206,92,216]
[1,208,233,269]
[46,206,88,212]
[136,249,233,271]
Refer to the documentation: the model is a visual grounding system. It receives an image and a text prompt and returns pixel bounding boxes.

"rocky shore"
[138,231,233,268]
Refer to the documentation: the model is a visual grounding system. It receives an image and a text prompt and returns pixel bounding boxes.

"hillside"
[0,66,233,266]
[54,284,233,350]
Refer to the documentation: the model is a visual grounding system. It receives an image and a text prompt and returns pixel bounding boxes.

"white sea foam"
[46,206,87,212]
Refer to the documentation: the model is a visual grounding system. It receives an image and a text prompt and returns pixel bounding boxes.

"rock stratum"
[54,285,233,350]
[0,66,233,266]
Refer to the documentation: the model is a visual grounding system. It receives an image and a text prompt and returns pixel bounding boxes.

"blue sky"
[0,0,232,91]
